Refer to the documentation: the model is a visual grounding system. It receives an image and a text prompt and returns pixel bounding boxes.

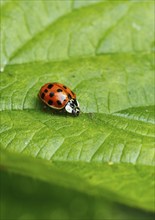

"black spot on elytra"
[41,93,45,99]
[49,92,54,97]
[57,100,62,105]
[44,89,48,93]
[48,100,53,105]
[68,94,71,99]
[47,84,53,89]
[57,89,62,92]
[63,85,67,89]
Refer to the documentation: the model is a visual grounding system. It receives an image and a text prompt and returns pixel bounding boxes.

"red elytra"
[38,82,80,116]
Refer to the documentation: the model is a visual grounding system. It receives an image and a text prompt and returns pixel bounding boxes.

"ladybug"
[38,82,80,116]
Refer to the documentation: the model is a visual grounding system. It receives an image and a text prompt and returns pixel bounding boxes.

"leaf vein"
[90,132,112,162]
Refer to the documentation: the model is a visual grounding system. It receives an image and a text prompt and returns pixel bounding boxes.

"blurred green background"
[1,170,154,220]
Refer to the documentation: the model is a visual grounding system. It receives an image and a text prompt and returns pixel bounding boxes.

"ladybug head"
[65,99,80,116]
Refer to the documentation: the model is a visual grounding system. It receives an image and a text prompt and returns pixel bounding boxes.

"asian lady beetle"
[38,82,80,116]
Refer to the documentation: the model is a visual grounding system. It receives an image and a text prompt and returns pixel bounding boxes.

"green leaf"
[1,171,154,220]
[1,0,155,217]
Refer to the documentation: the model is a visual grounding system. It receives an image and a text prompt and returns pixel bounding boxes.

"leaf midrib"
[1,107,154,123]
[1,109,154,140]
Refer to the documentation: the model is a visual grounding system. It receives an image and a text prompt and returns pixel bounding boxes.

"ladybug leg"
[52,108,67,116]
[42,104,48,112]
